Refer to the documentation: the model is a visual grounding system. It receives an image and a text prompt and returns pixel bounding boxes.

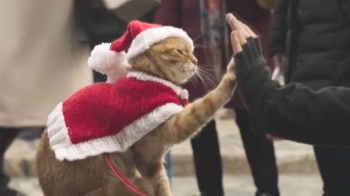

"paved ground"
[4,109,318,177]
[10,175,323,196]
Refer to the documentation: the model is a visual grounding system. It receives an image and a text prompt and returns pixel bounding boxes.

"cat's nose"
[192,58,198,65]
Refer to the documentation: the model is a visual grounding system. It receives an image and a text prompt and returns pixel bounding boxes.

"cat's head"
[88,20,196,85]
[128,37,198,85]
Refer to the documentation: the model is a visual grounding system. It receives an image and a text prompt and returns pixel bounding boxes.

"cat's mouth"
[180,66,197,77]
[181,63,197,72]
[180,67,197,73]
[176,64,197,83]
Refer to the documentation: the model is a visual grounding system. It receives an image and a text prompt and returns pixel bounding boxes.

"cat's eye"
[176,49,185,55]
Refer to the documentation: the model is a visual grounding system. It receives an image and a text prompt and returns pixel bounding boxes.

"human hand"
[226,13,259,54]
[225,13,266,70]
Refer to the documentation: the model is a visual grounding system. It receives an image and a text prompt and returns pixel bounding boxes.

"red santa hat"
[88,20,194,83]
[47,71,189,161]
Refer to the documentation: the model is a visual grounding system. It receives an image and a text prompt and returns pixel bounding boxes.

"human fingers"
[226,13,236,31]
[239,22,251,39]
[238,21,261,55]
[242,23,258,38]
[238,21,261,57]
[231,30,243,54]
[233,19,247,45]
[226,14,247,45]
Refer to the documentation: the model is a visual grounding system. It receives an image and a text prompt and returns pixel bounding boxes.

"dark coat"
[234,38,350,148]
[154,0,272,108]
[269,0,350,90]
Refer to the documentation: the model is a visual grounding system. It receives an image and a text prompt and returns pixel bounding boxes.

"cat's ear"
[88,43,129,83]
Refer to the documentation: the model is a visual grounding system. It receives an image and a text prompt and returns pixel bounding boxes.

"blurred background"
[2,0,349,195]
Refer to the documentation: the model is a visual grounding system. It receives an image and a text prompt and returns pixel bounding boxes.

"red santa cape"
[48,71,188,161]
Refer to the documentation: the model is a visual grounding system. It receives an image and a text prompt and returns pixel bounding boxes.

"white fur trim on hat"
[88,43,129,82]
[127,71,189,100]
[47,102,183,161]
[126,26,194,60]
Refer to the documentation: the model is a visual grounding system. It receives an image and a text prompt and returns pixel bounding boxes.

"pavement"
[4,109,318,177]
[10,175,323,196]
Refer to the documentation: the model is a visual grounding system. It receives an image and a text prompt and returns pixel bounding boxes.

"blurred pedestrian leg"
[314,146,350,196]
[191,120,224,196]
[0,0,92,195]
[0,128,25,196]
[17,128,43,141]
[165,151,172,186]
[235,110,279,196]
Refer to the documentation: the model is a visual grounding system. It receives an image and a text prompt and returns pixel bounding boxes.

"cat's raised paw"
[226,58,236,78]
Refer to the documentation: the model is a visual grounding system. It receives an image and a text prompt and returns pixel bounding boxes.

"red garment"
[64,78,183,143]
[47,72,188,161]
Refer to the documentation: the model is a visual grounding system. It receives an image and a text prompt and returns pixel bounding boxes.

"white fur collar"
[127,71,189,100]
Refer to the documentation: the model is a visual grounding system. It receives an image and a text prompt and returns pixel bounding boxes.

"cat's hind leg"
[136,162,172,196]
[150,166,172,196]
[84,178,154,196]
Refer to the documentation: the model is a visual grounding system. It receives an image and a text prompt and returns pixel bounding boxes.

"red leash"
[104,97,187,195]
[104,153,147,196]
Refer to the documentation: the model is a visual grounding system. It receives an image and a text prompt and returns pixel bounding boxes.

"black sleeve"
[236,59,350,148]
[269,0,290,56]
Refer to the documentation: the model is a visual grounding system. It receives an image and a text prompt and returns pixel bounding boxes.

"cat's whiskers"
[198,66,217,85]
[180,63,195,75]
[188,68,200,86]
[192,34,204,43]
[194,72,206,92]
[197,64,218,86]
[198,70,212,92]
[194,44,205,49]
[188,67,209,93]
[190,66,217,93]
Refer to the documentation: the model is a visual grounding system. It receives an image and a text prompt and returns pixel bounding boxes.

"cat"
[35,37,236,196]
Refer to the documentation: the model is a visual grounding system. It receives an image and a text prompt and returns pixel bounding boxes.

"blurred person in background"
[154,0,279,196]
[269,0,350,195]
[83,1,157,83]
[0,0,93,195]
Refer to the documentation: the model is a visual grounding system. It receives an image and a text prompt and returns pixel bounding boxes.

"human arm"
[226,14,350,147]
[240,64,350,147]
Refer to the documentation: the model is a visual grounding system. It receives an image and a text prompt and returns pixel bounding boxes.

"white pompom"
[87,43,127,75]
[106,60,129,83]
[179,89,189,100]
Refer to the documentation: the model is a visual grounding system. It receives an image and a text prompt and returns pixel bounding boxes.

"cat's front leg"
[157,60,236,144]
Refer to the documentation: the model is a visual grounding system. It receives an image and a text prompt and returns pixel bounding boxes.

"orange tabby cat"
[35,36,236,196]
